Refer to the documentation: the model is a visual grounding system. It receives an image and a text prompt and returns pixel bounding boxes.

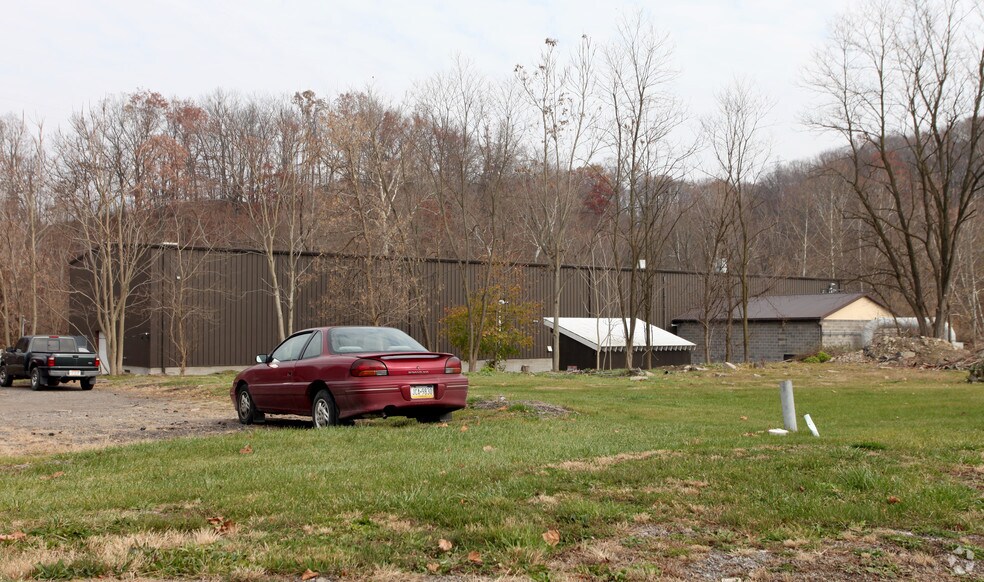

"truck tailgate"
[51,353,98,368]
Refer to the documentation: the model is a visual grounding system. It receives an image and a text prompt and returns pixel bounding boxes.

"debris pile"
[834,336,970,368]
[866,335,966,365]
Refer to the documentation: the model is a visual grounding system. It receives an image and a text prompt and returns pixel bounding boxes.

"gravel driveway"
[0,380,243,456]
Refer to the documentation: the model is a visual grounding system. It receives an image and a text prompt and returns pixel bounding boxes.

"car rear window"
[30,338,77,352]
[329,327,426,354]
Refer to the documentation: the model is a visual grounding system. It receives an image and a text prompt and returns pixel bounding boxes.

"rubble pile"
[864,336,969,366]
[832,336,972,368]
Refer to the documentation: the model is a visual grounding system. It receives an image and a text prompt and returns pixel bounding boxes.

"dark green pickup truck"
[0,335,100,391]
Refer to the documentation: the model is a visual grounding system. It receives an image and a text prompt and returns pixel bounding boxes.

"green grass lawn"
[1,364,981,580]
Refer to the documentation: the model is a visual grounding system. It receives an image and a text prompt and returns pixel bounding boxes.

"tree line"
[1,2,981,374]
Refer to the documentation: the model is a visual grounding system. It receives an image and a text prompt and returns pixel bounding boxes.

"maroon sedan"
[231,326,468,427]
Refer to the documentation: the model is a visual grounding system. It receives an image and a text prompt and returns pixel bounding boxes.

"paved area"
[0,380,241,456]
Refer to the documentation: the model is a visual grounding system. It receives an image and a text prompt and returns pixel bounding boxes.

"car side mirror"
[255,354,268,364]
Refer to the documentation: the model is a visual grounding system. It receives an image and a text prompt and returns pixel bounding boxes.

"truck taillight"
[445,356,462,374]
[350,358,388,377]
[94,357,100,368]
[47,356,55,367]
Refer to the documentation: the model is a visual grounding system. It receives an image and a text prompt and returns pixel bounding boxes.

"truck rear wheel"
[0,366,11,387]
[30,368,44,391]
[80,377,95,390]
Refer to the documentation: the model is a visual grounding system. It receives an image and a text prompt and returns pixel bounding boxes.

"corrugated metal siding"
[73,247,838,369]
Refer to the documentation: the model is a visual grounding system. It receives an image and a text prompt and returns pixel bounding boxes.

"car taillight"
[94,357,101,368]
[47,356,55,367]
[350,358,388,377]
[445,356,462,374]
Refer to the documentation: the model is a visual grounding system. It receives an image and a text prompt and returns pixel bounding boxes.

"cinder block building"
[671,293,893,363]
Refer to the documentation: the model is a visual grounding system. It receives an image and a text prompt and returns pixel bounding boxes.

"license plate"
[68,370,81,377]
[410,385,434,399]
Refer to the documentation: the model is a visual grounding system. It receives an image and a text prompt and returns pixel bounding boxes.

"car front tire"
[311,389,338,428]
[237,386,258,424]
[30,368,45,391]
[80,377,95,391]
[0,366,11,387]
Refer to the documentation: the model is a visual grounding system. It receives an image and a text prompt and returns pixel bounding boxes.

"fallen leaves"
[740,415,748,421]
[239,444,253,454]
[467,550,483,564]
[482,445,495,452]
[207,516,235,534]
[542,529,560,546]
[459,425,469,432]
[301,568,319,581]
[438,538,453,552]
[0,531,27,542]
[40,470,65,480]
[426,562,440,573]
[887,495,901,504]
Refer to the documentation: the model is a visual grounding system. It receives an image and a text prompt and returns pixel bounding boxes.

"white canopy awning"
[542,317,695,352]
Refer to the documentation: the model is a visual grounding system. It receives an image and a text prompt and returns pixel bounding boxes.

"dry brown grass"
[546,449,678,472]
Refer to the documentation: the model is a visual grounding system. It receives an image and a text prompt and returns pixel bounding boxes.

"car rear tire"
[30,368,44,391]
[237,387,258,424]
[80,377,95,391]
[311,389,338,428]
[0,366,11,387]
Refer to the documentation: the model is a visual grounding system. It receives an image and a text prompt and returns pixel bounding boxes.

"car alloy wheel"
[237,389,256,424]
[312,390,337,428]
[30,368,42,391]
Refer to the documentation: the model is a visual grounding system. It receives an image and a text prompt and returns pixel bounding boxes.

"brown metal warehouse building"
[69,245,837,373]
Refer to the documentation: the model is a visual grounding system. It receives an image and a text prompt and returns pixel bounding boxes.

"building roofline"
[70,243,839,284]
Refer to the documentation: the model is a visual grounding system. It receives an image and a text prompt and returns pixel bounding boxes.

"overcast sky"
[1,0,854,168]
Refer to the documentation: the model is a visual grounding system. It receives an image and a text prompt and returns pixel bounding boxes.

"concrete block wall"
[820,320,870,350]
[676,321,822,363]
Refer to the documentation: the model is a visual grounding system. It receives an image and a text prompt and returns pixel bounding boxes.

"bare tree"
[56,93,171,374]
[806,0,984,338]
[602,15,690,368]
[702,80,773,362]
[688,180,737,363]
[219,96,326,340]
[516,36,601,371]
[0,115,56,341]
[416,62,523,370]
[324,90,422,327]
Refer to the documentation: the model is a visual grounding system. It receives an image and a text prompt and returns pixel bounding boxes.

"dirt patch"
[0,381,242,456]
[547,525,984,581]
[470,395,573,417]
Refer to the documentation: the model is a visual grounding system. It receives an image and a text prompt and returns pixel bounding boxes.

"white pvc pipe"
[780,380,797,432]
[804,414,820,437]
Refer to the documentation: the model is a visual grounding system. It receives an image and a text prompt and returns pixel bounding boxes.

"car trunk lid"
[370,352,451,376]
